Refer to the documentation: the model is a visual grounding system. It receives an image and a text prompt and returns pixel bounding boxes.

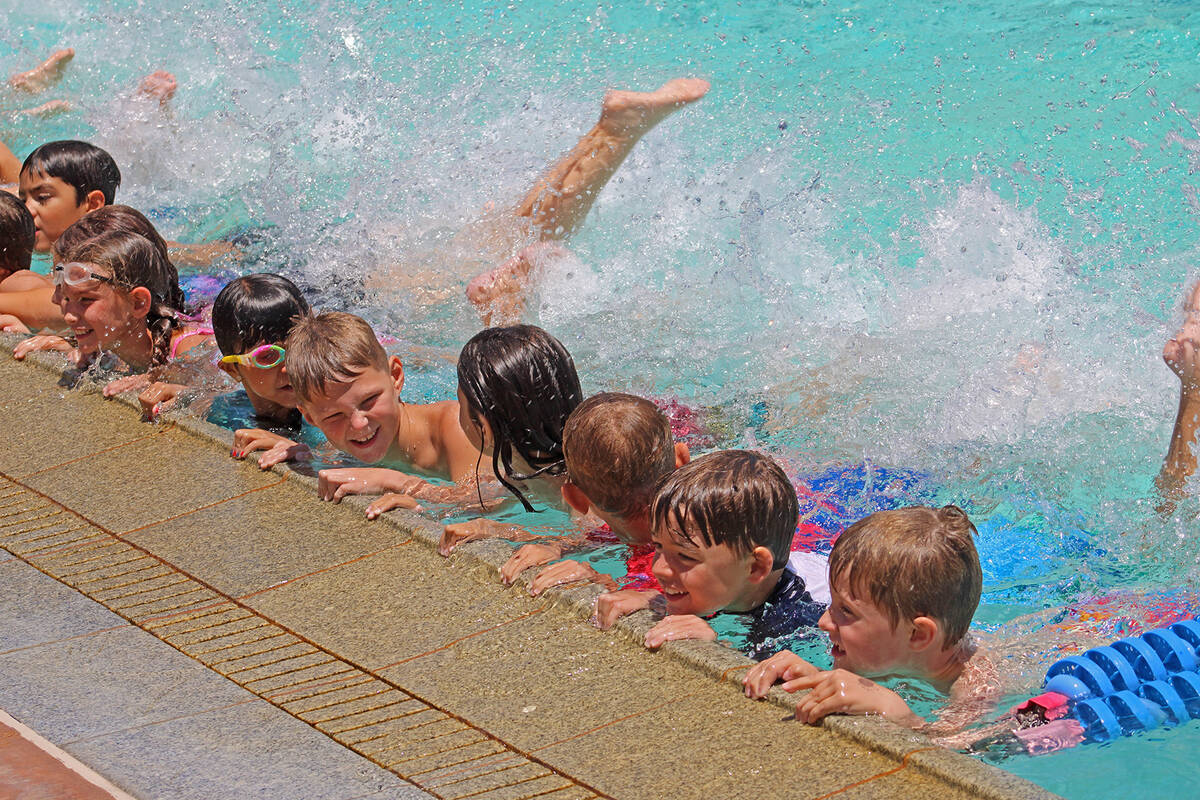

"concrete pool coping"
[0,342,1061,800]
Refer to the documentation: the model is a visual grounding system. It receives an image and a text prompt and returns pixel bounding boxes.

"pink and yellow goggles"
[219,344,286,369]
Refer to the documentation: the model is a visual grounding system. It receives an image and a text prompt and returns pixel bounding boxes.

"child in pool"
[210,274,314,467]
[494,392,691,605]
[11,226,207,371]
[0,192,37,292]
[640,449,827,656]
[0,141,121,329]
[742,505,997,735]
[136,272,317,449]
[1157,279,1200,507]
[284,311,495,513]
[436,324,584,553]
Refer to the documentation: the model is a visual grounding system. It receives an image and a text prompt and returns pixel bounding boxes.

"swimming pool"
[7,1,1200,796]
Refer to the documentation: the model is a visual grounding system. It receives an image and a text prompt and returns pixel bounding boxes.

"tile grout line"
[0,470,616,800]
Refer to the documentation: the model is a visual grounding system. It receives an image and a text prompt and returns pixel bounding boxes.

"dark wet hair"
[650,450,798,570]
[0,193,34,273]
[213,274,310,356]
[21,140,121,205]
[55,206,183,310]
[457,324,583,511]
[53,229,184,367]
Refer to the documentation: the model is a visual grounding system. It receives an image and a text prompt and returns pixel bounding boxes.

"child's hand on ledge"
[592,589,656,630]
[231,428,311,469]
[438,518,536,557]
[499,542,564,585]
[644,614,716,649]
[743,649,819,699]
[317,468,428,503]
[13,334,72,361]
[103,373,152,398]
[138,382,189,419]
[526,559,615,597]
[365,492,422,520]
[787,669,922,728]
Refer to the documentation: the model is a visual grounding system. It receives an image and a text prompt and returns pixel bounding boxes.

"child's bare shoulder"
[0,271,52,292]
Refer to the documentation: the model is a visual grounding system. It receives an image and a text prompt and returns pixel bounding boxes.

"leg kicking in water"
[467,77,710,326]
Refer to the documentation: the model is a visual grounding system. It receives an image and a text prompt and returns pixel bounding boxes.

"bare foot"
[9,49,74,93]
[467,242,569,326]
[137,70,177,104]
[16,99,71,118]
[598,77,711,137]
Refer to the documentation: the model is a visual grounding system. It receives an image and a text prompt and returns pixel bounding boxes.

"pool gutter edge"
[8,341,1061,800]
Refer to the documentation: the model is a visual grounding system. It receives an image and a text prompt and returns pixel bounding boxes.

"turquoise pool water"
[7,1,1200,795]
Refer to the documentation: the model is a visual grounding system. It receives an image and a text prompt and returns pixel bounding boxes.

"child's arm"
[438,518,540,556]
[643,615,717,649]
[0,288,64,331]
[0,139,19,185]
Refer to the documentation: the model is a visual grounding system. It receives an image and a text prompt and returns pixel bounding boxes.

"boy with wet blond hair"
[488,392,689,617]
[743,505,997,733]
[285,311,489,515]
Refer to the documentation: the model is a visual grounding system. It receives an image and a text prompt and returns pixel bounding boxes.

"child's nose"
[350,411,368,428]
[650,553,672,582]
[817,608,834,633]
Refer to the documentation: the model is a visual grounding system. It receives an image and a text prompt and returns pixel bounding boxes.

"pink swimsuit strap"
[169,322,214,360]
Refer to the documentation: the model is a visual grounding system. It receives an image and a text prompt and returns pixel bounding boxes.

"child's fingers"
[781,672,827,693]
[529,561,591,596]
[438,524,474,556]
[364,493,421,520]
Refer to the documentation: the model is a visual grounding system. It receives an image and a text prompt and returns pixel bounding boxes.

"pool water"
[7,1,1200,796]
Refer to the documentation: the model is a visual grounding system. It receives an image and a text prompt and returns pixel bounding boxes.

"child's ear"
[388,355,405,392]
[83,189,106,212]
[299,405,313,425]
[561,481,593,515]
[909,616,940,653]
[748,546,776,582]
[674,442,691,468]
[128,286,153,319]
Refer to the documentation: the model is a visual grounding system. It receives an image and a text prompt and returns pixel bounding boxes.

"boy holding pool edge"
[743,506,998,733]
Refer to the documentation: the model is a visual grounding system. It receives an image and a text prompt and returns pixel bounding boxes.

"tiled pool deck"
[0,346,1061,800]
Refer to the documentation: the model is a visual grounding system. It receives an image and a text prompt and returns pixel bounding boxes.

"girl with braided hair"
[13,225,208,372]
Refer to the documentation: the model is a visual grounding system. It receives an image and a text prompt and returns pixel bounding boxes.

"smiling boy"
[284,311,489,515]
[742,505,998,733]
[641,450,827,655]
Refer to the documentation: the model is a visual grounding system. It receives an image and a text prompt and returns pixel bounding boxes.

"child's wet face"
[55,275,139,358]
[302,366,399,464]
[650,519,754,617]
[819,575,911,678]
[18,171,87,252]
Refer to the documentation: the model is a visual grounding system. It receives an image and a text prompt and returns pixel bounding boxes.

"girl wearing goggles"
[14,226,207,372]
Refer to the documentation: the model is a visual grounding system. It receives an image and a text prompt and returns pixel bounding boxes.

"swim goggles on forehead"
[219,343,286,369]
[53,262,115,288]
